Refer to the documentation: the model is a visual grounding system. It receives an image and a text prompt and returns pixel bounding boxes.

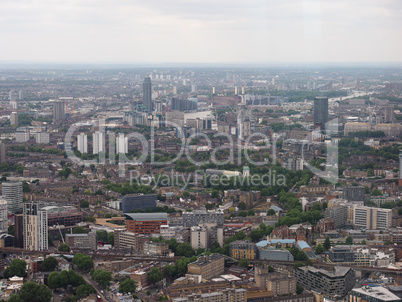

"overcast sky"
[1,0,401,64]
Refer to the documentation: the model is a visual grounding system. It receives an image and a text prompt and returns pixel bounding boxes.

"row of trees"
[48,270,96,300]
[72,253,93,271]
[90,269,112,287]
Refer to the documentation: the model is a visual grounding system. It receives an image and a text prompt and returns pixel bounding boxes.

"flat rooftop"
[352,287,401,302]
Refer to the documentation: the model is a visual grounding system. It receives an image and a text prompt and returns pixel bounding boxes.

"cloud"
[0,0,401,63]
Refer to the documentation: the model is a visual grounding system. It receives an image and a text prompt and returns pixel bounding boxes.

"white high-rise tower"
[116,133,128,154]
[77,133,88,154]
[93,131,104,154]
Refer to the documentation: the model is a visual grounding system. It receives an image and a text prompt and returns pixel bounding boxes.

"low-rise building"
[124,213,167,234]
[65,231,97,250]
[114,230,149,252]
[230,240,257,260]
[187,254,225,280]
[349,286,401,302]
[294,266,355,298]
[143,241,170,256]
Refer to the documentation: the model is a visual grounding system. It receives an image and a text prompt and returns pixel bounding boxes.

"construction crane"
[57,224,65,244]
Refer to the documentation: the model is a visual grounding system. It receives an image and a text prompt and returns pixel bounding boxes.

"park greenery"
[90,269,112,287]
[4,259,27,278]
[119,278,136,294]
[72,253,93,271]
[58,243,70,252]
[7,281,52,302]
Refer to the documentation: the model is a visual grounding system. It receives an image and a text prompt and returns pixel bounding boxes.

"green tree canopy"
[371,188,383,196]
[90,269,112,287]
[4,259,27,278]
[148,267,163,284]
[18,281,52,302]
[239,258,249,268]
[48,271,62,289]
[41,257,58,272]
[76,284,96,299]
[315,244,324,254]
[175,242,195,258]
[119,278,136,294]
[323,237,331,250]
[58,243,70,252]
[267,209,276,216]
[8,295,23,302]
[73,253,93,271]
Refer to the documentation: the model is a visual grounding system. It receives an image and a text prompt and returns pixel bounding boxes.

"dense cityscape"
[0,66,401,302]
[1,0,402,302]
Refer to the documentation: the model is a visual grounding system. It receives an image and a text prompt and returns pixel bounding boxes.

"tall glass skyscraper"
[314,97,329,129]
[143,76,152,113]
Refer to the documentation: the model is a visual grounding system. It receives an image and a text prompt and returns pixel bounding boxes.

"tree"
[345,236,353,245]
[146,290,152,296]
[323,237,331,250]
[8,295,23,302]
[107,232,114,245]
[149,267,164,284]
[96,230,108,242]
[73,226,88,234]
[362,240,367,245]
[73,253,93,271]
[238,211,247,217]
[315,244,324,254]
[90,269,112,287]
[211,190,220,198]
[267,209,276,216]
[239,258,249,268]
[163,264,176,278]
[371,188,383,196]
[119,278,136,294]
[22,181,31,193]
[41,257,58,272]
[4,259,27,278]
[8,225,15,236]
[294,262,305,269]
[205,203,214,210]
[238,202,246,210]
[19,281,52,302]
[296,284,304,295]
[85,216,96,223]
[48,271,61,289]
[247,209,255,216]
[176,242,195,258]
[311,203,321,211]
[58,243,70,252]
[76,284,96,299]
[268,265,274,273]
[80,201,89,208]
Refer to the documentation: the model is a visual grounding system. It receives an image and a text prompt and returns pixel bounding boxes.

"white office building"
[35,132,50,144]
[77,133,88,154]
[15,127,29,143]
[190,226,208,250]
[93,131,104,154]
[116,133,128,154]
[1,181,23,213]
[353,205,392,230]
